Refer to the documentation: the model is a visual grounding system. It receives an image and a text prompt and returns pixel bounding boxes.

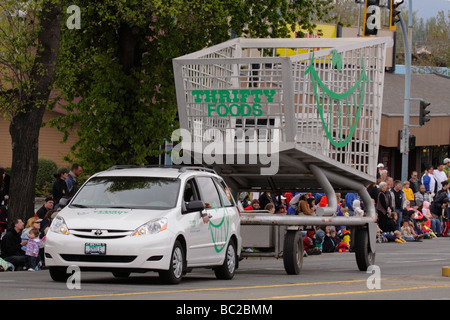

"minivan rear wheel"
[214,239,237,280]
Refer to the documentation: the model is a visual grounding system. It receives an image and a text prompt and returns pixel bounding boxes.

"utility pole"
[399,0,430,182]
[407,0,413,52]
[387,0,413,182]
[399,11,411,182]
[388,1,431,181]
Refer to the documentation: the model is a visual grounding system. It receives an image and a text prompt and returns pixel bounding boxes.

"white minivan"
[45,166,241,284]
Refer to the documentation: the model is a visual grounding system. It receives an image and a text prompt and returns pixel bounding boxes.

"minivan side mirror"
[185,200,205,213]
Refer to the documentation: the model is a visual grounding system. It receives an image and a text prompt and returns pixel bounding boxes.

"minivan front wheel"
[49,267,70,282]
[159,240,185,284]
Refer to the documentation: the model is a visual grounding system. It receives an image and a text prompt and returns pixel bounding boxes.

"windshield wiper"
[70,204,88,208]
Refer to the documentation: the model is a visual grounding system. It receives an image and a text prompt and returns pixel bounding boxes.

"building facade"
[379,72,450,179]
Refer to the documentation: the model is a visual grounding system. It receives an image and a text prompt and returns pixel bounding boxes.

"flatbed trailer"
[239,210,377,274]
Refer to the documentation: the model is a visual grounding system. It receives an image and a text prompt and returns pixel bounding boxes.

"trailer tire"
[354,227,375,271]
[283,230,303,275]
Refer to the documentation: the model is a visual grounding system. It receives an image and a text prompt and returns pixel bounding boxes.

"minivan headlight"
[132,217,167,236]
[50,216,70,235]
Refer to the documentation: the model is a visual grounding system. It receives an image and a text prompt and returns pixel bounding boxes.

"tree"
[325,3,449,69]
[51,0,333,175]
[415,11,449,68]
[0,0,62,221]
[323,0,362,27]
[395,10,449,68]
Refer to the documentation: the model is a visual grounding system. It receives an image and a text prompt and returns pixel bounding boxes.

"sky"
[405,0,450,19]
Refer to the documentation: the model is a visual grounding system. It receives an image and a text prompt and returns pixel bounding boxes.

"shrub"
[36,158,58,197]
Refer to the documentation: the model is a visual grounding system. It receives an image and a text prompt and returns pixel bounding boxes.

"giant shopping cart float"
[172,37,393,275]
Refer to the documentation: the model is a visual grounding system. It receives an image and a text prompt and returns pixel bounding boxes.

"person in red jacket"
[284,193,293,207]
[303,230,321,256]
[244,199,260,210]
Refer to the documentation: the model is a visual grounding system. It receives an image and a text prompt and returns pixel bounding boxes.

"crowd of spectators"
[0,164,82,271]
[241,159,450,255]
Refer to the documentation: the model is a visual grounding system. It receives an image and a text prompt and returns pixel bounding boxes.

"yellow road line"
[19,279,368,300]
[20,278,450,300]
[249,284,450,300]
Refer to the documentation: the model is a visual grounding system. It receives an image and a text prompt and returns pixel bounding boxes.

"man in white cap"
[443,158,450,180]
[377,163,384,179]
[434,162,448,192]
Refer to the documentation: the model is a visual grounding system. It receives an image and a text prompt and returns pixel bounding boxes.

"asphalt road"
[2,237,450,304]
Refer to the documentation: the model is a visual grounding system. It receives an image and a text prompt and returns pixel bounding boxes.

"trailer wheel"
[283,230,303,275]
[354,227,375,271]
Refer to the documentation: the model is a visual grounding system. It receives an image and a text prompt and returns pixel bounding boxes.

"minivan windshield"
[70,176,180,209]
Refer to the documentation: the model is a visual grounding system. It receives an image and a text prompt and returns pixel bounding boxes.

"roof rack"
[107,165,140,170]
[106,165,217,174]
[178,166,217,174]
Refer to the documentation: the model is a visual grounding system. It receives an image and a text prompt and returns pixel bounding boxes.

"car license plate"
[85,243,106,255]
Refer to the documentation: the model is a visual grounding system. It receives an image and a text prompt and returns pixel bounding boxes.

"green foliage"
[326,2,449,68]
[35,157,57,197]
[51,0,333,175]
[412,11,450,68]
[0,0,48,116]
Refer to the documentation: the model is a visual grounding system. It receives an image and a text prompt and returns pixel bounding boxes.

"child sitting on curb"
[303,230,322,256]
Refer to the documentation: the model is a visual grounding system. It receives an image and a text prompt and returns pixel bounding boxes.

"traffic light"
[409,135,416,150]
[419,100,430,126]
[363,0,380,37]
[389,0,404,31]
